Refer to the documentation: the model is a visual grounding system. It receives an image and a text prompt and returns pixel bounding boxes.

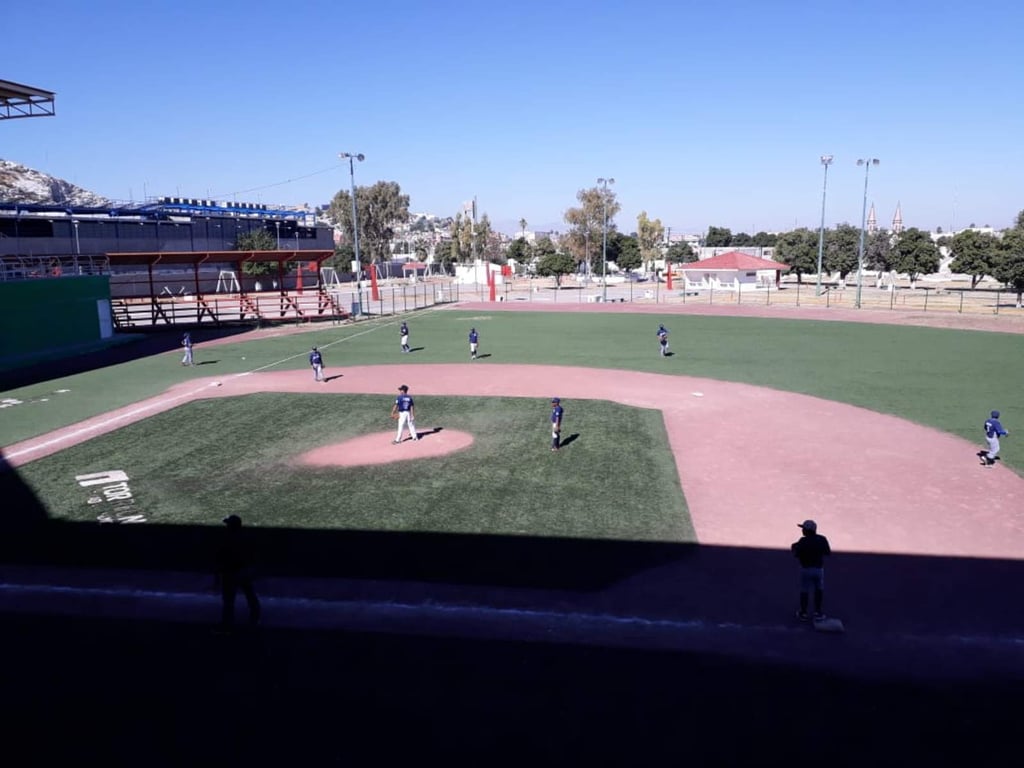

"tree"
[949,229,998,289]
[563,185,620,269]
[328,180,410,266]
[752,231,778,247]
[731,232,754,246]
[636,211,665,273]
[507,237,533,272]
[1015,210,1024,231]
[236,228,281,277]
[864,230,893,272]
[474,213,501,262]
[824,224,861,280]
[606,231,641,272]
[890,227,939,285]
[519,218,527,238]
[535,249,575,287]
[993,227,1024,307]
[772,228,818,284]
[704,226,732,247]
[665,242,696,264]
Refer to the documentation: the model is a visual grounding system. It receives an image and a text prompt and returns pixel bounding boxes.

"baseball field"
[3,301,1024,765]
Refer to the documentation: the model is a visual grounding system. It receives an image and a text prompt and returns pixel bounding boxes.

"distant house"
[680,250,789,291]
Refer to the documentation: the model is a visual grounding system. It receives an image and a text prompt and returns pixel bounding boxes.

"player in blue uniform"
[979,410,1009,466]
[400,321,410,353]
[309,346,324,382]
[181,332,194,366]
[550,397,564,451]
[391,384,419,444]
[469,327,479,360]
[656,324,669,357]
[792,519,831,621]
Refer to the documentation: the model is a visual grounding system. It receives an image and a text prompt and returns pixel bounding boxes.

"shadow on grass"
[0,326,256,390]
[3,457,1024,644]
[559,433,580,448]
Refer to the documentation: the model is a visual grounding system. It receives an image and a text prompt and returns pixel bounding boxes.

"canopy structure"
[106,250,335,269]
[0,79,56,120]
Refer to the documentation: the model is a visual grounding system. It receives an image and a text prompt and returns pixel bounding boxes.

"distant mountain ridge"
[0,159,110,207]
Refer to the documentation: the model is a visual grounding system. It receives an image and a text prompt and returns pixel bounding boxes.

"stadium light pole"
[275,220,281,249]
[339,152,365,272]
[597,177,615,302]
[855,158,880,309]
[815,155,833,296]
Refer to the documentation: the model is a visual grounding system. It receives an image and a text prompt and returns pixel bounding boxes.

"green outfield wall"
[0,277,113,367]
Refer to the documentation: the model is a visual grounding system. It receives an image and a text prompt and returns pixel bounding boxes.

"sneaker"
[796,611,810,622]
[392,440,401,445]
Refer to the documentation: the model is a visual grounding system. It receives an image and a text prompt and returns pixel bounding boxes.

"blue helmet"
[991,410,1000,418]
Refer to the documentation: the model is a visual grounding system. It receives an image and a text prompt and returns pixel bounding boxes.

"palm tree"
[519,218,527,239]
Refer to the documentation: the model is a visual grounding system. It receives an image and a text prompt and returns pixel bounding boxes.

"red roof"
[682,251,789,271]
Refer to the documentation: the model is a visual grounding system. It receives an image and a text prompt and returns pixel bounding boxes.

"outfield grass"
[2,309,1020,469]
[15,394,693,542]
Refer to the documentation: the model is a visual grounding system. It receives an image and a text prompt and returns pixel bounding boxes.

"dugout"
[105,249,341,327]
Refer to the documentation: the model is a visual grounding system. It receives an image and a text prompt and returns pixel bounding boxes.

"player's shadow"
[476,353,492,360]
[408,347,426,353]
[195,360,218,366]
[661,351,674,357]
[415,427,444,439]
[559,433,580,448]
[324,374,343,382]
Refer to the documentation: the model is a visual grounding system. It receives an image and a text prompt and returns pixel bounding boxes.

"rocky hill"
[0,159,110,207]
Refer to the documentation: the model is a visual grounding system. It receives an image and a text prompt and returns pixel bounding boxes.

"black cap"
[223,514,242,527]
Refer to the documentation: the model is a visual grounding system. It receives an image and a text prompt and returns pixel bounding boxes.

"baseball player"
[181,332,194,366]
[309,346,324,382]
[656,324,669,357]
[979,410,1009,466]
[550,397,563,451]
[391,384,419,444]
[792,519,831,621]
[400,321,410,354]
[469,327,479,360]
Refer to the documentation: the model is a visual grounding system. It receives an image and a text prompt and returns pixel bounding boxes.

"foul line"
[5,380,228,461]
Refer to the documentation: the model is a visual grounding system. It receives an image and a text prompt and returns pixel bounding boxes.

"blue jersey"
[985,417,1007,438]
[309,350,323,366]
[400,323,409,336]
[551,405,563,425]
[182,333,192,348]
[395,394,414,412]
[657,326,668,340]
[469,330,479,344]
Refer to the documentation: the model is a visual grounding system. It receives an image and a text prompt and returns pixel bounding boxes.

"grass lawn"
[2,308,1020,470]
[15,394,692,542]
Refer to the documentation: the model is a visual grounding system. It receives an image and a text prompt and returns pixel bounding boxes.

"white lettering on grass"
[74,471,146,524]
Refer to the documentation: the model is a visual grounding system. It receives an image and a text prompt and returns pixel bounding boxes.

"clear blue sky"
[4,0,1022,235]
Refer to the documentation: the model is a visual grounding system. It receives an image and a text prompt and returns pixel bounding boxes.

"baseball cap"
[551,397,560,404]
[798,520,817,532]
[223,514,242,527]
[991,410,1000,418]
[399,384,408,392]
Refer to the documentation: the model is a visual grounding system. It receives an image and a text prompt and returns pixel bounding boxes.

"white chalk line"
[5,380,225,460]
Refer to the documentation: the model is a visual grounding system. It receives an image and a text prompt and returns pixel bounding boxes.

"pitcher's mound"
[295,429,474,468]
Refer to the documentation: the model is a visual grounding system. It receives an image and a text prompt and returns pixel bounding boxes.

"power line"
[210,164,342,201]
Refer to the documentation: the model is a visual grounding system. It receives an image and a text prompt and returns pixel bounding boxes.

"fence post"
[766,281,770,305]
[796,280,800,307]
[995,291,1000,315]
[890,288,895,310]
[958,290,963,313]
[923,288,929,311]
[826,289,830,309]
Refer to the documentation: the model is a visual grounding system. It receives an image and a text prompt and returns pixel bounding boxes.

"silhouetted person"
[216,514,261,630]
[792,519,830,621]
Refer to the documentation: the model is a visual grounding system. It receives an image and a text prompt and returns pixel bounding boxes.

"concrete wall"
[0,276,112,366]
